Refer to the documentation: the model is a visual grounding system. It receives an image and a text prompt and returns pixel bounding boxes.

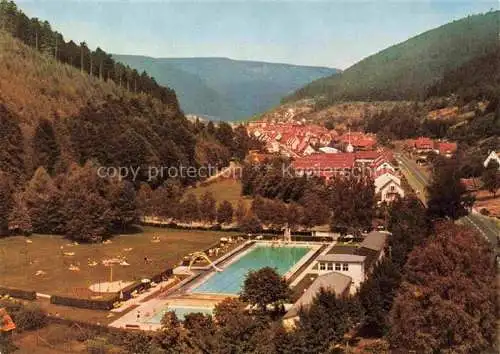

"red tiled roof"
[414,137,434,149]
[437,142,457,155]
[355,150,380,161]
[292,153,356,170]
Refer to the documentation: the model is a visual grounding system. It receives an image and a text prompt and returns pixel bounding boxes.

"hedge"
[50,295,118,311]
[0,287,37,300]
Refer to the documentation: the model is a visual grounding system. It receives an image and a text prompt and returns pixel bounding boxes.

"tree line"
[242,158,376,233]
[0,0,178,107]
[0,99,262,240]
[1,194,496,353]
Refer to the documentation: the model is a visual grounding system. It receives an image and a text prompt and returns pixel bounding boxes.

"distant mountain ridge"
[284,11,499,104]
[112,55,339,120]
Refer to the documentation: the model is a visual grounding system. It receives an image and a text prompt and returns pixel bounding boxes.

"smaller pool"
[142,305,213,324]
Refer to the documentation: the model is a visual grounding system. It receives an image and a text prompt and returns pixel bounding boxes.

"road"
[396,153,499,250]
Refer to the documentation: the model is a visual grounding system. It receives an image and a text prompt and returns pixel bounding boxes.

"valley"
[0,1,498,354]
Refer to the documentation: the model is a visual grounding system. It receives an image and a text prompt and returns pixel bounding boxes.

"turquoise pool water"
[143,306,213,323]
[191,245,311,295]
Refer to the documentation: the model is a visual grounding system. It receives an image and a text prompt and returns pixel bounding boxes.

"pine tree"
[0,171,13,235]
[0,104,25,183]
[32,118,60,175]
[59,163,112,242]
[8,192,32,235]
[23,167,64,234]
[107,179,138,232]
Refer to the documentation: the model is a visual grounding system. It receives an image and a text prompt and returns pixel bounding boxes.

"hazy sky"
[17,0,498,69]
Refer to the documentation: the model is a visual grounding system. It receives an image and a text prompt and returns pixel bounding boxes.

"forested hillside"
[0,1,260,242]
[426,46,500,103]
[285,11,499,104]
[0,0,177,108]
[114,55,338,121]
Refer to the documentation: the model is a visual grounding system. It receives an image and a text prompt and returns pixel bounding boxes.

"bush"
[0,335,17,354]
[50,295,118,311]
[12,303,47,331]
[480,208,490,215]
[85,337,114,354]
[0,287,37,300]
[0,299,47,331]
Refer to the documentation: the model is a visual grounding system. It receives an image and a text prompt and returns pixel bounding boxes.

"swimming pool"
[191,244,311,295]
[142,305,214,323]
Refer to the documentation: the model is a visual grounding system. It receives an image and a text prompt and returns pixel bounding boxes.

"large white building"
[311,231,389,294]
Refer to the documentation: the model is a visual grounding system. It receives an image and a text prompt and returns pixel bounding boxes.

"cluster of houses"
[247,122,378,158]
[284,231,389,327]
[291,149,405,203]
[247,122,336,157]
[406,137,458,162]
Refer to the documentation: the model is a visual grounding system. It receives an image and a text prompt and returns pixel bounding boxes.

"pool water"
[191,245,310,295]
[143,306,213,323]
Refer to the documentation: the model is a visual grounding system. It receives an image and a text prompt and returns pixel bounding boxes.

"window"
[319,262,326,270]
[335,263,341,271]
[327,262,333,271]
[390,185,395,192]
[343,263,349,271]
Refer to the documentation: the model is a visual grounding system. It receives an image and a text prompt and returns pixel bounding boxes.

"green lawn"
[0,227,239,297]
[187,179,253,208]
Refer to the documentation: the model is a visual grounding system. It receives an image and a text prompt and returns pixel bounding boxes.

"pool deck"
[109,240,327,331]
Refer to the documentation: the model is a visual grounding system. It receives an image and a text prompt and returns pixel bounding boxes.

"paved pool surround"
[109,241,321,330]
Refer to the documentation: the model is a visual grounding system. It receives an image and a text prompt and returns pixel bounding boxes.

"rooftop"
[360,231,388,252]
[284,272,352,319]
[292,153,356,170]
[317,254,366,263]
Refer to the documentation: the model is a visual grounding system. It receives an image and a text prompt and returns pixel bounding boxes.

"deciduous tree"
[427,157,474,220]
[481,160,499,197]
[389,223,496,353]
[241,267,290,312]
[199,191,217,224]
[216,200,233,225]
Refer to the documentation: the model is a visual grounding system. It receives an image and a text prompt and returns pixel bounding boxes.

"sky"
[17,0,498,69]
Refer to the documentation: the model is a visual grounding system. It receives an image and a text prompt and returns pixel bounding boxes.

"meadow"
[188,179,253,208]
[0,227,238,297]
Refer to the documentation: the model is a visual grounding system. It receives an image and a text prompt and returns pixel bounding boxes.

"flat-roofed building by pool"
[314,254,366,292]
[311,231,389,293]
[283,272,351,329]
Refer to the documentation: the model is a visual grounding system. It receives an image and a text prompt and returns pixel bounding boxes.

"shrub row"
[50,295,118,311]
[49,269,174,311]
[0,287,37,300]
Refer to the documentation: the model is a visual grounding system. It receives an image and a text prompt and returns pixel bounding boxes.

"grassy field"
[187,179,253,208]
[0,227,239,297]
